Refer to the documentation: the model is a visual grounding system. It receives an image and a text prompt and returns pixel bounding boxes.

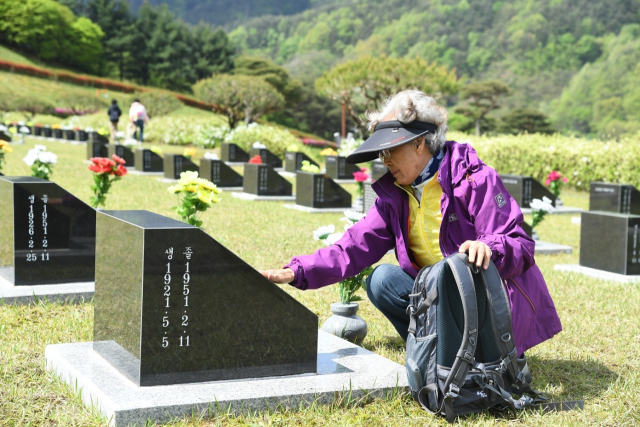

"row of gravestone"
[0,175,318,387]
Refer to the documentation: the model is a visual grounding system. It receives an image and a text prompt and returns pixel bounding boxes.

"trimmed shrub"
[133,92,183,118]
[224,123,300,158]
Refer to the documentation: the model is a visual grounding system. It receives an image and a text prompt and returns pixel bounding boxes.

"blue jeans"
[133,119,144,142]
[366,264,415,341]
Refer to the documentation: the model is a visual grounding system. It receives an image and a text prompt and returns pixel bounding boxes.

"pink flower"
[353,171,369,182]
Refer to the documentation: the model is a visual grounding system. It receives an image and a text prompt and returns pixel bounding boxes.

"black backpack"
[405,253,581,422]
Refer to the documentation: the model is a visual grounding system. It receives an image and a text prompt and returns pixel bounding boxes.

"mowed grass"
[0,138,639,426]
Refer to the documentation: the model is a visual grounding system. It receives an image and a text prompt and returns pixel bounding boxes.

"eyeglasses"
[378,149,392,162]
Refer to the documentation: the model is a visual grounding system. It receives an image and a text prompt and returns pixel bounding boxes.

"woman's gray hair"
[366,90,449,153]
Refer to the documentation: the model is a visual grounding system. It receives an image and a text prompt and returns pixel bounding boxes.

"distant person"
[107,99,122,144]
[129,99,149,142]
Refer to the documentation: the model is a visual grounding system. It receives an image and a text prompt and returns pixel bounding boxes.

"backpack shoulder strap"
[441,254,479,411]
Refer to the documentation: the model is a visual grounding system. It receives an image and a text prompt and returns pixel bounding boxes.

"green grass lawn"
[0,138,639,426]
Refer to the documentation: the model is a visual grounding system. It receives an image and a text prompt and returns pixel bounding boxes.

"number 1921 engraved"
[161,247,192,348]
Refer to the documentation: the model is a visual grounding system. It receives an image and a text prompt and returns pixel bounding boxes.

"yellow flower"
[196,191,213,205]
[320,148,338,156]
[183,147,197,157]
[52,124,61,129]
[196,178,219,193]
[0,142,12,153]
[178,171,200,185]
[183,184,197,193]
[167,185,182,194]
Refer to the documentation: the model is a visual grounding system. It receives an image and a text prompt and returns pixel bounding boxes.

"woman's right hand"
[260,268,295,284]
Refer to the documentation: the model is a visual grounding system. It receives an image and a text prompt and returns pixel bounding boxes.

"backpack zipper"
[508,278,536,312]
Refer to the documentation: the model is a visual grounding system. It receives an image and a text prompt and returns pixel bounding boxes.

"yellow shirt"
[396,172,444,268]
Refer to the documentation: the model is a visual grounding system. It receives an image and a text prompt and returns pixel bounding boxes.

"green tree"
[194,74,285,128]
[499,108,555,135]
[9,94,55,120]
[458,80,511,136]
[315,55,460,135]
[233,56,302,106]
[56,93,107,115]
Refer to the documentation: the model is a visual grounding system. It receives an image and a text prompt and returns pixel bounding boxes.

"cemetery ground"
[0,138,639,426]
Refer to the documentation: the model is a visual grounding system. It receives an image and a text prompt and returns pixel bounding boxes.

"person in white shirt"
[129,99,149,142]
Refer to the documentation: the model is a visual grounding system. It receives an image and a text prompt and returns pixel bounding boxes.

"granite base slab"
[217,186,243,192]
[535,241,573,255]
[277,170,297,178]
[45,330,409,427]
[0,274,94,305]
[283,204,361,213]
[156,177,178,183]
[232,192,296,202]
[521,206,584,215]
[224,162,245,167]
[127,170,164,176]
[554,264,640,283]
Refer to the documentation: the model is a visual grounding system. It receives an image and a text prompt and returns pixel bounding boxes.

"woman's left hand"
[458,240,492,270]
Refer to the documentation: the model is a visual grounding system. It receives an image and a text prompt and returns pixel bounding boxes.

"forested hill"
[229,0,640,135]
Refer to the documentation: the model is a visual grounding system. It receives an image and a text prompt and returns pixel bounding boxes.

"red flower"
[114,164,128,177]
[248,155,263,164]
[112,154,126,165]
[353,171,370,182]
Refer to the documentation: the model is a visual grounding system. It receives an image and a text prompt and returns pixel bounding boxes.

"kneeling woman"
[262,90,561,355]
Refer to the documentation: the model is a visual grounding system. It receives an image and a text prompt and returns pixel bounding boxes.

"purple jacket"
[286,140,562,355]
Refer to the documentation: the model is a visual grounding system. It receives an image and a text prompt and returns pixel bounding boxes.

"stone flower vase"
[321,302,368,345]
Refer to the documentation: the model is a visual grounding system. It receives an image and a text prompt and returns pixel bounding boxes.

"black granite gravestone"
[89,131,109,145]
[0,176,96,286]
[134,149,163,172]
[108,144,135,167]
[0,171,4,176]
[325,156,361,180]
[284,152,319,173]
[579,211,640,275]
[589,182,640,214]
[75,130,88,142]
[249,148,282,169]
[220,143,249,163]
[370,160,388,181]
[53,128,63,139]
[200,159,243,188]
[42,126,52,138]
[499,174,557,208]
[33,126,42,137]
[93,210,318,386]
[163,154,199,180]
[63,129,75,141]
[243,163,292,196]
[87,141,108,159]
[0,131,10,142]
[363,181,377,213]
[296,172,352,208]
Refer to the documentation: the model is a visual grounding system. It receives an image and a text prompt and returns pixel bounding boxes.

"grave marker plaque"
[370,160,388,181]
[325,156,360,180]
[53,128,63,139]
[249,148,282,169]
[42,126,52,138]
[284,152,319,173]
[75,130,88,142]
[33,126,42,137]
[89,131,109,144]
[93,210,318,386]
[220,143,249,163]
[134,148,163,172]
[87,141,108,159]
[63,129,75,141]
[108,144,135,167]
[589,182,640,214]
[363,181,377,213]
[163,154,199,180]
[200,159,242,187]
[499,174,556,208]
[0,176,96,286]
[579,211,640,275]
[0,131,11,142]
[295,172,352,208]
[243,163,292,196]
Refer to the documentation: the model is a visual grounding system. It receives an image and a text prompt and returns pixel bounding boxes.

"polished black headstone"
[370,160,389,181]
[243,163,292,196]
[0,131,10,142]
[249,148,282,169]
[589,182,640,214]
[200,159,242,187]
[53,128,63,139]
[521,221,533,238]
[325,156,361,180]
[93,210,318,386]
[0,171,4,176]
[499,175,556,208]
[87,141,108,159]
[63,129,75,141]
[42,127,52,138]
[284,152,319,173]
[363,181,377,213]
[134,149,163,172]
[89,131,109,144]
[108,144,135,167]
[75,130,88,142]
[296,172,352,208]
[33,126,42,137]
[163,154,199,180]
[0,176,96,286]
[220,143,249,163]
[579,211,640,275]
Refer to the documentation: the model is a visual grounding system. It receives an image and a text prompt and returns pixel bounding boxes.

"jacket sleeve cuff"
[283,259,307,290]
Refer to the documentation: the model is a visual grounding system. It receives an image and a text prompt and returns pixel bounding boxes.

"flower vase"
[532,229,540,241]
[555,197,563,207]
[321,302,368,345]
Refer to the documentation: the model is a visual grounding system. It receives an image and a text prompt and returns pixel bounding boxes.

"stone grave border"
[554,264,640,283]
[0,272,94,305]
[232,192,296,202]
[283,204,362,214]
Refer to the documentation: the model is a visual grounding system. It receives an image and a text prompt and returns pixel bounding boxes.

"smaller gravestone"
[220,143,249,163]
[42,126,52,138]
[243,163,292,196]
[134,148,163,172]
[295,172,351,209]
[200,159,242,188]
[0,131,10,142]
[580,211,640,275]
[87,141,108,159]
[163,154,199,180]
[108,144,135,167]
[33,126,42,137]
[63,129,75,141]
[589,182,640,214]
[93,210,317,386]
[325,156,360,180]
[499,174,556,208]
[75,129,88,142]
[249,148,282,169]
[284,152,318,173]
[0,176,96,286]
[53,128,63,139]
[363,182,377,213]
[370,160,388,181]
[89,131,109,145]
